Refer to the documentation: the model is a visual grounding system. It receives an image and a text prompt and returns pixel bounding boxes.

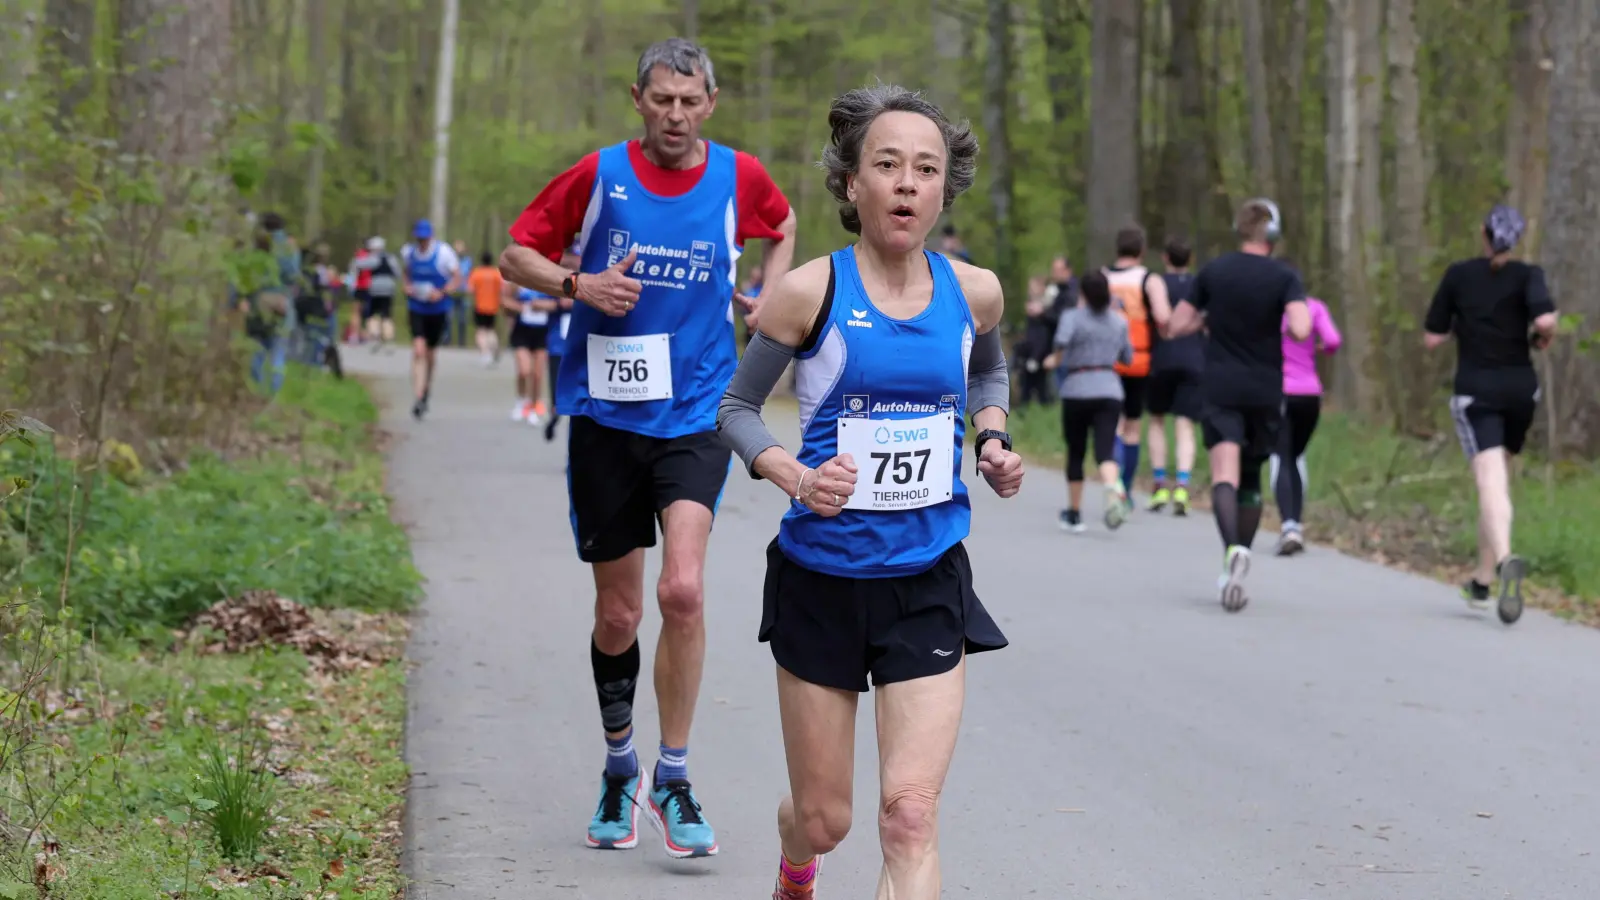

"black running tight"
[1274,394,1322,525]
[1060,397,1121,482]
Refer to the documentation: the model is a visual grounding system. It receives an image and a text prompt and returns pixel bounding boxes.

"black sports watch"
[974,429,1012,459]
[561,272,580,299]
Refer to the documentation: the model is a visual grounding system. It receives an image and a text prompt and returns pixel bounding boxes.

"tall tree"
[42,0,96,125]
[983,0,1020,309]
[1325,0,1363,409]
[1162,0,1210,250]
[429,0,461,235]
[1506,0,1552,255]
[1387,0,1428,423]
[1087,0,1140,266]
[303,0,329,241]
[1238,0,1277,198]
[1538,0,1600,452]
[115,0,233,167]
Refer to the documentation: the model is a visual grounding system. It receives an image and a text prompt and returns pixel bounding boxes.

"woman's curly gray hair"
[820,84,979,235]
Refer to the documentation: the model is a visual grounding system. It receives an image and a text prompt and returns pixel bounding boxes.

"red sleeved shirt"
[509,140,791,262]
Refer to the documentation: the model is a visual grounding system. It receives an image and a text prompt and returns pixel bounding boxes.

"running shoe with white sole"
[1218,545,1251,613]
[1495,554,1526,625]
[586,767,648,850]
[1276,527,1304,557]
[1059,509,1086,533]
[1103,485,1129,530]
[646,777,718,858]
[1461,578,1492,610]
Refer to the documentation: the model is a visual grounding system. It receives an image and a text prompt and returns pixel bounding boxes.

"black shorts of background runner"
[1450,393,1536,459]
[509,323,548,352]
[1201,401,1281,464]
[354,289,372,321]
[368,295,394,320]
[759,538,1008,693]
[1119,375,1147,419]
[408,310,448,348]
[566,414,731,564]
[1060,397,1120,481]
[473,311,497,330]
[1147,368,1202,420]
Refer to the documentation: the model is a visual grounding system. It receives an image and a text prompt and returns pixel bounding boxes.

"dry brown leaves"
[178,590,408,674]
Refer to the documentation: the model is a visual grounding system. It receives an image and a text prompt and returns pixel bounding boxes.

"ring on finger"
[833,492,842,506]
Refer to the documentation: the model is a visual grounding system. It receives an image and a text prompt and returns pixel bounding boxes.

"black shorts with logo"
[1147,368,1203,420]
[759,539,1009,693]
[1450,394,1536,459]
[1201,401,1282,464]
[566,414,732,564]
[408,310,448,348]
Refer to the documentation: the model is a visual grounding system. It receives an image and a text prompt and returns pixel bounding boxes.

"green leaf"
[193,797,219,811]
[0,881,34,899]
[165,807,190,825]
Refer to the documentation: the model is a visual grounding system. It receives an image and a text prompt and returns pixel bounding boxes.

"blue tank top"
[558,140,741,439]
[405,243,453,315]
[777,247,975,579]
[514,287,552,328]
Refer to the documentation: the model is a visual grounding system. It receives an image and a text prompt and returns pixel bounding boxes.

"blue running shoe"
[647,778,719,858]
[586,768,647,850]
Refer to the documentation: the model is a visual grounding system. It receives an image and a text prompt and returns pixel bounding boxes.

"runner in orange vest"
[1102,224,1171,499]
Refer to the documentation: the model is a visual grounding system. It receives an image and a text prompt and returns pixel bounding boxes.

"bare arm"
[1284,299,1312,342]
[499,244,571,297]
[1146,273,1172,328]
[1167,301,1204,339]
[739,206,799,329]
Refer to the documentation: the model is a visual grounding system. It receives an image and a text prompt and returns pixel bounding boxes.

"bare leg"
[1471,448,1512,583]
[1175,416,1197,474]
[775,667,857,867]
[1146,415,1168,475]
[874,659,966,900]
[655,499,712,749]
[410,337,429,400]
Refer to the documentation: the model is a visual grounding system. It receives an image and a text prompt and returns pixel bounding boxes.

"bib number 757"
[587,332,672,402]
[835,411,954,511]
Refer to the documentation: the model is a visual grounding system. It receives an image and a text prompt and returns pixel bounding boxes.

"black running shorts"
[368,295,394,320]
[409,310,448,348]
[1147,368,1203,420]
[759,539,1009,693]
[473,311,497,329]
[1119,375,1148,420]
[1201,401,1282,464]
[565,414,732,564]
[510,323,548,352]
[1450,394,1536,459]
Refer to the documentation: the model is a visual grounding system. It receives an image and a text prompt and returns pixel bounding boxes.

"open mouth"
[890,204,915,222]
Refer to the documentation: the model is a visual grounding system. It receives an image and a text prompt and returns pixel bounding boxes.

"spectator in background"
[1046,255,1079,320]
[348,245,373,344]
[939,223,972,263]
[1016,275,1055,405]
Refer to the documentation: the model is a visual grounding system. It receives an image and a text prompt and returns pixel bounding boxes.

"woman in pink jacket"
[1273,294,1341,555]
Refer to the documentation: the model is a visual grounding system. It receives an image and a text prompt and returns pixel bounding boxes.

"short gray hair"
[820,84,978,235]
[636,38,717,95]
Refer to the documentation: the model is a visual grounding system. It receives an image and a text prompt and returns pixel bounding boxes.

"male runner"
[402,220,461,420]
[498,37,796,859]
[1166,199,1309,612]
[1146,237,1203,514]
[1104,225,1170,498]
[1423,204,1555,625]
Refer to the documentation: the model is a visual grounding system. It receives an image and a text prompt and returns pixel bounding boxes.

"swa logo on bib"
[875,425,931,445]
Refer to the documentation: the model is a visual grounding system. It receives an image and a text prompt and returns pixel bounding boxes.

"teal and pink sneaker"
[646,778,719,858]
[585,768,647,850]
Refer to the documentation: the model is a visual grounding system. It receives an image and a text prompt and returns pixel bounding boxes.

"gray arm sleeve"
[967,325,1010,424]
[716,331,797,479]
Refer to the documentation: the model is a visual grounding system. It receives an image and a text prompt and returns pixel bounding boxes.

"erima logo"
[847,308,872,328]
[871,401,938,414]
[608,182,628,201]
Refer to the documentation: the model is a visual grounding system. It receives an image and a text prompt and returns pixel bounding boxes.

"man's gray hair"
[820,83,978,235]
[636,38,717,95]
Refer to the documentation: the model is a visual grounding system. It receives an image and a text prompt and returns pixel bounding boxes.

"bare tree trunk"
[1270,0,1308,254]
[1507,0,1553,256]
[685,0,700,42]
[303,0,329,240]
[1238,0,1276,197]
[116,0,233,167]
[428,0,460,236]
[1088,0,1141,266]
[982,0,1020,308]
[1539,0,1600,453]
[931,1,966,112]
[1162,0,1208,249]
[1325,0,1366,410]
[43,0,97,125]
[1041,0,1085,247]
[1386,0,1429,427]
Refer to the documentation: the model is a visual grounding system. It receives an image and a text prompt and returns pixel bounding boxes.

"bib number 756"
[587,332,672,402]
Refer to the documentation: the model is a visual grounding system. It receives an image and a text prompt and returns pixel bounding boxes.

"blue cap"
[414,219,433,239]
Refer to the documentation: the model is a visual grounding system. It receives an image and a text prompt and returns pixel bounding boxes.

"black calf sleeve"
[1212,483,1240,548]
[591,638,640,735]
[1238,461,1264,549]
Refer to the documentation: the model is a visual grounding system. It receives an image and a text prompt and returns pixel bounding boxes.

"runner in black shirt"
[1423,204,1556,625]
[1167,199,1310,612]
[1146,236,1204,516]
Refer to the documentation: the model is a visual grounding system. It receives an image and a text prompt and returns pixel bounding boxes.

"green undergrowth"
[2,366,418,897]
[2,368,421,635]
[1008,401,1600,621]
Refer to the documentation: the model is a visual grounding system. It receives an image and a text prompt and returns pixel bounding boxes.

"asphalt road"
[348,346,1600,900]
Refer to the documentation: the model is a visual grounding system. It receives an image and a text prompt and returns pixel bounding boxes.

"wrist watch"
[561,272,580,299]
[974,429,1012,459]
